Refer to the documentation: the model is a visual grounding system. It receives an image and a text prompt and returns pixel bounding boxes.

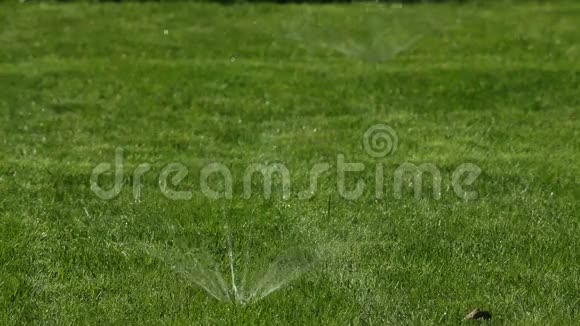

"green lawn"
[1,1,579,324]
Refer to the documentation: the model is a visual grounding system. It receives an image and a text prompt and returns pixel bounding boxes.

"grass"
[0,1,579,324]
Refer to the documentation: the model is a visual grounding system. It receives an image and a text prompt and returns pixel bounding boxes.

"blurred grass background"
[0,0,579,324]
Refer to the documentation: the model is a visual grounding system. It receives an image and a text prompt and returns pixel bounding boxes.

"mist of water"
[155,232,317,305]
